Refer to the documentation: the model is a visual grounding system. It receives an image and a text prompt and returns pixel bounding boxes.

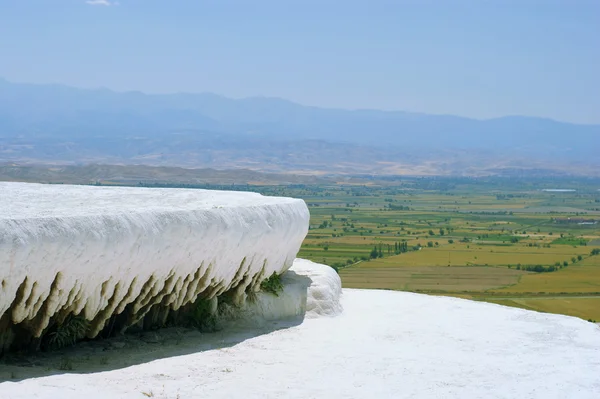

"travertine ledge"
[0,182,309,353]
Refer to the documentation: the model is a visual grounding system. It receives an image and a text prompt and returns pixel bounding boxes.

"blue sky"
[1,0,598,123]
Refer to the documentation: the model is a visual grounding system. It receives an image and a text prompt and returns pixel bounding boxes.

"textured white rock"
[0,182,309,339]
[221,259,342,326]
[289,259,343,317]
[0,261,598,398]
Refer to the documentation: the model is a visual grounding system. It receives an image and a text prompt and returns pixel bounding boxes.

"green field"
[282,177,600,321]
[340,266,525,291]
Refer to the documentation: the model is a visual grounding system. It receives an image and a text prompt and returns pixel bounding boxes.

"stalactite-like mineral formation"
[0,182,309,353]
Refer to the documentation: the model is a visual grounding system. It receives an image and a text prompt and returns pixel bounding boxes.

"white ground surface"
[1,260,599,399]
[0,182,309,337]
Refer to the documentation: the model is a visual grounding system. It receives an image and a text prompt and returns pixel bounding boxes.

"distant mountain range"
[0,78,598,176]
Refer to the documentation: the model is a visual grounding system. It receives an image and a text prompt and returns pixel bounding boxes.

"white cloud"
[86,0,118,6]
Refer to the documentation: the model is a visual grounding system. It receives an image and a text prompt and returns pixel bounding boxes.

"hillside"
[0,163,327,185]
[1,79,599,176]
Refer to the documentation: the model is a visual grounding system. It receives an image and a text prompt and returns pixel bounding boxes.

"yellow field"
[495,256,600,293]
[341,266,524,291]
[340,247,600,319]
[359,243,589,268]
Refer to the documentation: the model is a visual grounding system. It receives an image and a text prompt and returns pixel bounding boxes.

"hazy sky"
[1,0,599,123]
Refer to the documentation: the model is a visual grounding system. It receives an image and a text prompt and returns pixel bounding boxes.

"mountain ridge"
[2,77,595,126]
[0,78,598,176]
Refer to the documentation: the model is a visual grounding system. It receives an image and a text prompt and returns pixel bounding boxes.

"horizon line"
[0,76,596,127]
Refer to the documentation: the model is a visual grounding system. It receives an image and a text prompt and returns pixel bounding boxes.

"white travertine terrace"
[0,182,309,344]
[222,259,343,326]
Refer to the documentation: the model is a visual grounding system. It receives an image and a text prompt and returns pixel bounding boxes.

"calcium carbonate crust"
[0,182,309,347]
[289,259,343,318]
[221,259,343,326]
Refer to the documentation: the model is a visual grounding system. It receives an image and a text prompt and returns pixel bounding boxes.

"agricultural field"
[339,266,524,291]
[281,177,600,321]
